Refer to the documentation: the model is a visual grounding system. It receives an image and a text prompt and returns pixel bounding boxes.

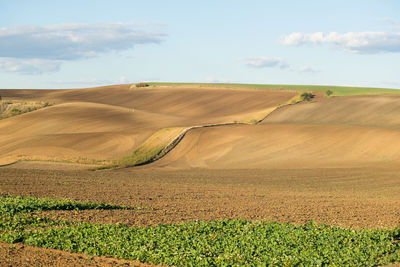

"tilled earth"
[1,165,400,265]
[0,242,157,267]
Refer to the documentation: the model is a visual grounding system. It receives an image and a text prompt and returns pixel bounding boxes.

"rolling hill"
[0,84,296,165]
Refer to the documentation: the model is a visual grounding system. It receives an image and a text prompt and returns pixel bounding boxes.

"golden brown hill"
[0,85,295,163]
[155,94,400,169]
[263,94,400,128]
[48,85,297,124]
[154,123,400,169]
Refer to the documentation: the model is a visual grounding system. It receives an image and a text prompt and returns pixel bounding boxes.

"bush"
[325,90,333,97]
[300,92,314,101]
[135,82,149,88]
[10,108,21,115]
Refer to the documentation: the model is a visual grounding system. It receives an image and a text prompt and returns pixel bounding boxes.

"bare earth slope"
[155,95,400,169]
[154,124,400,169]
[2,85,400,168]
[262,94,400,128]
[0,85,296,163]
[0,102,157,161]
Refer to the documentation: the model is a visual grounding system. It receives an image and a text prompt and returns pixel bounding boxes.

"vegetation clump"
[135,82,150,88]
[0,195,130,214]
[1,194,400,266]
[286,92,315,105]
[99,127,188,170]
[0,100,51,120]
[300,92,314,101]
[325,89,334,97]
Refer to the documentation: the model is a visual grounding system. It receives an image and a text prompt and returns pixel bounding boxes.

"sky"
[1,0,400,89]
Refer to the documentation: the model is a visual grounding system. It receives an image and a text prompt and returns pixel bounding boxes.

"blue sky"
[1,0,399,89]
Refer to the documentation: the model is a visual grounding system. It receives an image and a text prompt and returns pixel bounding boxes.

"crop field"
[2,194,400,266]
[1,166,400,266]
[1,83,400,266]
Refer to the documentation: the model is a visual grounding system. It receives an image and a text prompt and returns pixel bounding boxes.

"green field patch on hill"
[150,82,400,96]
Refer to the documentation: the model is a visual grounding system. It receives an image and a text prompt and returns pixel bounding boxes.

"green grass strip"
[150,82,400,96]
[97,127,188,170]
[2,195,400,266]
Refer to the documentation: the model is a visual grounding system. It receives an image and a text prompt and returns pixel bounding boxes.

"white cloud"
[0,23,165,74]
[52,76,134,86]
[0,23,165,60]
[380,17,396,24]
[382,81,400,89]
[0,58,61,74]
[281,31,400,54]
[119,76,128,84]
[242,57,318,73]
[52,78,113,85]
[298,66,319,73]
[379,18,400,30]
[204,77,235,83]
[244,56,289,69]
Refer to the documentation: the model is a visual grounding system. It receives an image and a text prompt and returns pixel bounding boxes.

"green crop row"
[0,195,131,214]
[1,195,400,266]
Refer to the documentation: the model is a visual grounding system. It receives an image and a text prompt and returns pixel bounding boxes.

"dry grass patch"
[0,100,51,119]
[285,92,314,105]
[240,92,314,124]
[100,127,189,169]
[239,107,277,124]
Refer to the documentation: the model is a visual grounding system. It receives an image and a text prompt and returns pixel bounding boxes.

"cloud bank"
[281,31,400,54]
[0,58,61,75]
[244,57,289,69]
[0,23,165,74]
[243,56,318,73]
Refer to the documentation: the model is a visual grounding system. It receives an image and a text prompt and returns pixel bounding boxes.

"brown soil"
[154,123,400,169]
[2,160,400,266]
[263,94,400,129]
[1,166,400,230]
[0,242,158,267]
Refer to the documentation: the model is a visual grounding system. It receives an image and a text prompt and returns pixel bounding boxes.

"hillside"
[0,84,296,164]
[156,93,400,169]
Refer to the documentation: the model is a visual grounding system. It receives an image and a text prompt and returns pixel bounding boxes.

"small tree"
[325,90,333,97]
[135,82,149,88]
[301,92,314,101]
